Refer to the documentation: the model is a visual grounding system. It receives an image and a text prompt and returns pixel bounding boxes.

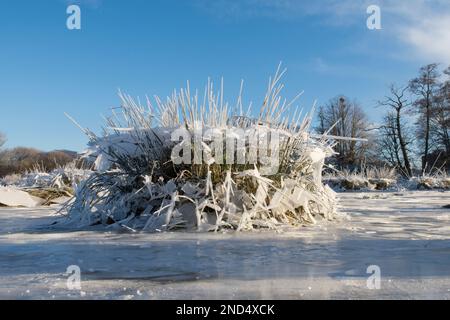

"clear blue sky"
[1,0,448,152]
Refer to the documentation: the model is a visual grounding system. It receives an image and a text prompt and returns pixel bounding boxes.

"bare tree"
[317,96,371,169]
[378,85,413,176]
[316,106,327,134]
[432,67,450,154]
[377,112,401,168]
[409,63,440,172]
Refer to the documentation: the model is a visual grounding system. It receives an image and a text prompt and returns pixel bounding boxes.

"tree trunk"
[423,104,431,172]
[396,108,412,176]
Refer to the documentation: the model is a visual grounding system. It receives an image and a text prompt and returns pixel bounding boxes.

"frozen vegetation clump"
[324,167,398,191]
[323,166,450,192]
[409,171,450,190]
[0,162,93,207]
[0,162,92,190]
[64,66,344,232]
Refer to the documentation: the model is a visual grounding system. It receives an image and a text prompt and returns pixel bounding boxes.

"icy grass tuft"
[64,66,343,232]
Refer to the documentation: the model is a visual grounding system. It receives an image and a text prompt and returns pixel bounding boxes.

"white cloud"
[193,0,450,63]
[395,11,450,63]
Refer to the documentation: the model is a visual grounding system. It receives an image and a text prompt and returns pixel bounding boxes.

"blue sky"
[0,0,449,151]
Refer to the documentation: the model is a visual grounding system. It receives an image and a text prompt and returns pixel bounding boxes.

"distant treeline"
[0,147,77,177]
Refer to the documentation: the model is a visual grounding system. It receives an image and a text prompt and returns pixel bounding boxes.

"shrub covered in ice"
[65,66,343,232]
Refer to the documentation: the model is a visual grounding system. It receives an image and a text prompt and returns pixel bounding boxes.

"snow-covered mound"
[0,187,44,208]
[65,67,346,232]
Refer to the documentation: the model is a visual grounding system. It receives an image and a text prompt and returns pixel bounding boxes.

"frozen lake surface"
[0,190,449,299]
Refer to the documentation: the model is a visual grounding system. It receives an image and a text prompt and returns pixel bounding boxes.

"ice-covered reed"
[64,66,341,232]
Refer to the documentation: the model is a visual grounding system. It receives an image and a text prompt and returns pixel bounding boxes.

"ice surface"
[0,190,449,299]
